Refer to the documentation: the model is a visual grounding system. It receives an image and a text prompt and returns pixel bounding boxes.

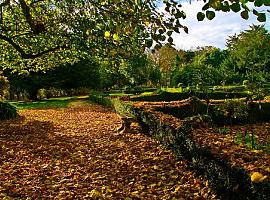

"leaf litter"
[0,104,216,199]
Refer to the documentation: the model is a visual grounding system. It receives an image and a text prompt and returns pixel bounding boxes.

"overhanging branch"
[0,33,68,59]
[19,0,45,34]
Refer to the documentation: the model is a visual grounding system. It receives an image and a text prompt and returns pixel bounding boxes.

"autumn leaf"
[251,172,268,183]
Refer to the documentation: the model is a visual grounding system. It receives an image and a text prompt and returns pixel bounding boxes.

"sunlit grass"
[8,96,90,110]
[161,87,183,93]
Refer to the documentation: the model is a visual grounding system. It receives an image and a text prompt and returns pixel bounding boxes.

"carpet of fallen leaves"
[192,124,270,183]
[0,103,216,199]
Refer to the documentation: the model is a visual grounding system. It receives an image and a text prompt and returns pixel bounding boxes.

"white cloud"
[172,1,270,50]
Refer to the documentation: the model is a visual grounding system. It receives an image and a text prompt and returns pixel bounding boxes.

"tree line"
[0,25,269,101]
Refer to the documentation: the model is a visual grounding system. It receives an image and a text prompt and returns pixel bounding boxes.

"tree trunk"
[28,88,39,101]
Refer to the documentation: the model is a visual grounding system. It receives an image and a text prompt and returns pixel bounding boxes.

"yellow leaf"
[89,189,102,199]
[251,150,263,153]
[174,185,181,192]
[113,34,120,41]
[153,165,159,170]
[251,172,267,183]
[144,21,150,27]
[265,167,270,173]
[104,31,110,38]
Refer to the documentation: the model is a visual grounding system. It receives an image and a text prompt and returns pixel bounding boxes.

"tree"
[193,47,226,68]
[4,58,101,100]
[151,44,178,85]
[0,0,188,70]
[120,53,160,86]
[172,47,224,87]
[0,0,268,71]
[226,25,270,82]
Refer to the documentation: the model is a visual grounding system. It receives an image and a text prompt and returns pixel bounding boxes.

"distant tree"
[226,25,270,82]
[172,47,224,87]
[193,47,226,68]
[151,44,178,85]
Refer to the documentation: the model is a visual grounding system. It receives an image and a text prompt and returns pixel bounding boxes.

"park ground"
[0,101,216,199]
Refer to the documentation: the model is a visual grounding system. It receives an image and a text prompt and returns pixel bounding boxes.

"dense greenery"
[0,0,268,72]
[159,25,270,88]
[0,101,17,120]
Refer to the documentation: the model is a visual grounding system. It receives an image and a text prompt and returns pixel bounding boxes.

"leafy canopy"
[0,0,269,71]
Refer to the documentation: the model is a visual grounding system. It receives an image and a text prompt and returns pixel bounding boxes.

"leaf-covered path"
[0,104,216,199]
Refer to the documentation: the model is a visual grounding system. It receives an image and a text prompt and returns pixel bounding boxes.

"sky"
[170,1,270,50]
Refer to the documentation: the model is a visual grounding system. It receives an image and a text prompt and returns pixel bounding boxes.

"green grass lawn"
[9,96,89,110]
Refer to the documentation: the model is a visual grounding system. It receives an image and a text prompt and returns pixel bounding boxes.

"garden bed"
[132,100,270,199]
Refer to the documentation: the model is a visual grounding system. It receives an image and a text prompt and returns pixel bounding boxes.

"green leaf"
[254,0,264,7]
[145,39,153,48]
[221,2,230,12]
[202,3,209,11]
[257,13,266,22]
[167,30,173,36]
[183,26,188,34]
[231,3,241,13]
[154,43,162,50]
[264,0,270,6]
[197,12,205,21]
[206,11,215,20]
[168,37,173,44]
[253,9,259,15]
[241,10,249,20]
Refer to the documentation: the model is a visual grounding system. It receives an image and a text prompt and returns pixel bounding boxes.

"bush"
[0,102,18,120]
[131,91,248,102]
[88,92,113,107]
[67,87,91,96]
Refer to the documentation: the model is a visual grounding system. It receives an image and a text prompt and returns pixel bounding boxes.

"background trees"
[225,25,270,83]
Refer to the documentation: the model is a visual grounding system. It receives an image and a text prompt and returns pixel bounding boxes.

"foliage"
[111,98,134,118]
[88,91,113,107]
[226,25,270,82]
[1,0,267,75]
[198,0,269,22]
[0,101,17,120]
[120,53,159,86]
[234,130,268,151]
[213,99,248,124]
[3,58,101,100]
[0,104,216,199]
[172,47,226,87]
[0,0,190,70]
[131,90,248,102]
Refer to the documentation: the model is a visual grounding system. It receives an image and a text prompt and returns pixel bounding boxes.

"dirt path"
[0,104,216,199]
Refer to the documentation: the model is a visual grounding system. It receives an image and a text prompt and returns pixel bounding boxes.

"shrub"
[89,92,113,107]
[111,98,134,118]
[0,102,18,120]
[131,91,248,102]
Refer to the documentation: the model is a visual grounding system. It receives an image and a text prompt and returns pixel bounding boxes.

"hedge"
[132,103,270,199]
[131,91,248,102]
[0,102,18,121]
[141,98,270,125]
